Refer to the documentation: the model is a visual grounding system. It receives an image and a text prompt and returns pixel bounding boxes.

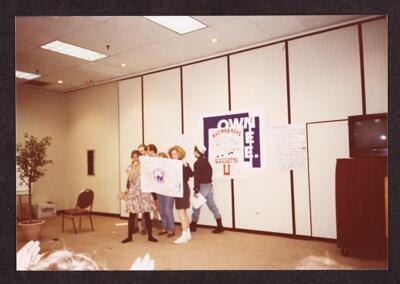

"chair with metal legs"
[62,189,94,234]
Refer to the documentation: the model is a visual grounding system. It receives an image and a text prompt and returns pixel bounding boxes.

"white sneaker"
[174,231,188,244]
[186,229,191,240]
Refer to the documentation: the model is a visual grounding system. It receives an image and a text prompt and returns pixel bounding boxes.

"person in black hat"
[190,145,224,234]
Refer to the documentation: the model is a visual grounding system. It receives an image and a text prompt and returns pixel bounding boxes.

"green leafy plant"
[16,133,53,222]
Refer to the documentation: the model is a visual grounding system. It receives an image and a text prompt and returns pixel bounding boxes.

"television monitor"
[348,113,387,158]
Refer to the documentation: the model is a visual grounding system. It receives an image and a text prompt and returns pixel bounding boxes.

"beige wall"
[66,82,120,214]
[16,86,68,210]
[17,82,121,214]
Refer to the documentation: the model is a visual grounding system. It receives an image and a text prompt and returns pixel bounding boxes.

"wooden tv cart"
[335,156,387,258]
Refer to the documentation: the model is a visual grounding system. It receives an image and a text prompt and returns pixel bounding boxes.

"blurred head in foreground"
[28,250,101,271]
[295,255,352,270]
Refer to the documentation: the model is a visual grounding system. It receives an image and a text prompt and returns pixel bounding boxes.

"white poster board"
[267,124,307,170]
[140,156,183,197]
[208,127,246,179]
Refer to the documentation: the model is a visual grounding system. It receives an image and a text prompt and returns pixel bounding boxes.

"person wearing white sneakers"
[168,145,194,244]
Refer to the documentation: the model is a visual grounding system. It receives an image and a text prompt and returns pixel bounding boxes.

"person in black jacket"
[190,145,224,233]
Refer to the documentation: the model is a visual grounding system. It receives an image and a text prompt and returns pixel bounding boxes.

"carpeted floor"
[16,215,387,270]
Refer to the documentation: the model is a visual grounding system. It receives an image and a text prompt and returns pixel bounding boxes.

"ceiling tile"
[43,81,76,92]
[16,41,35,54]
[55,61,128,84]
[16,16,93,46]
[294,15,367,29]
[35,63,125,91]
[159,26,240,62]
[192,16,239,26]
[16,47,85,75]
[214,17,273,46]
[99,44,171,73]
[246,16,307,38]
[60,16,177,56]
[46,16,110,32]
[79,61,128,79]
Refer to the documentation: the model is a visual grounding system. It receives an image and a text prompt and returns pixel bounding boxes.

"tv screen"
[348,113,387,158]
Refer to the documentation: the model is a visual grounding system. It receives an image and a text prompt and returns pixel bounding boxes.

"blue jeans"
[157,194,175,232]
[191,183,221,222]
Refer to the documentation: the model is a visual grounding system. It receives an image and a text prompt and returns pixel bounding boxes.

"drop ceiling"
[16,15,371,93]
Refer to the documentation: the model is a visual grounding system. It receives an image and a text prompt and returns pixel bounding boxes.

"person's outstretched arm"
[130,254,155,270]
[17,240,41,270]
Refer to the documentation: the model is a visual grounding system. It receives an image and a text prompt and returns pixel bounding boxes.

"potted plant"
[16,133,52,241]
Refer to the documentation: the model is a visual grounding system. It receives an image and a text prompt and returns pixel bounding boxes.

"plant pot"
[18,219,46,241]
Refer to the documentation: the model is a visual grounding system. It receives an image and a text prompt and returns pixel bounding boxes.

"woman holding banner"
[145,144,163,232]
[168,145,194,244]
[156,151,176,238]
[121,150,158,243]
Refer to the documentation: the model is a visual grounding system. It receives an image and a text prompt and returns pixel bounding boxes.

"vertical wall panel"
[183,58,232,228]
[362,19,388,114]
[143,69,182,222]
[289,26,363,122]
[292,170,311,236]
[308,121,349,238]
[289,26,364,238]
[143,69,181,151]
[230,44,292,233]
[118,78,142,217]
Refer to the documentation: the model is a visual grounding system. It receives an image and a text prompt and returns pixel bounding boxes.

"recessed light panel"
[41,40,108,61]
[16,70,41,80]
[144,16,207,34]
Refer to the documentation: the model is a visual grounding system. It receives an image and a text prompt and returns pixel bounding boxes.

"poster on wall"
[140,156,183,197]
[208,127,246,178]
[203,109,263,178]
[267,124,307,170]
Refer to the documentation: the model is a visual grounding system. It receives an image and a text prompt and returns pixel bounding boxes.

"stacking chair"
[62,189,94,234]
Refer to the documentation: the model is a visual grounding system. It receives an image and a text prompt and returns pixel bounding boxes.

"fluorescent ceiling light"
[144,16,207,34]
[41,40,108,61]
[16,70,41,80]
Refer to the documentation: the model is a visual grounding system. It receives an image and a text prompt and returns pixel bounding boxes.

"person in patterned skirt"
[122,150,158,243]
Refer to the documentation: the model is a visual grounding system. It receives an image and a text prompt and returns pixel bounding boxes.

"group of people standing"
[121,143,224,245]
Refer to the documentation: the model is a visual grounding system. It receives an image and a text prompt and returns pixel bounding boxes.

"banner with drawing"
[208,127,246,178]
[140,156,183,197]
[203,109,263,178]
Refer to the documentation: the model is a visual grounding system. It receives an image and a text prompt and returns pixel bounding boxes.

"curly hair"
[168,145,186,160]
[28,250,102,271]
[158,152,168,158]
